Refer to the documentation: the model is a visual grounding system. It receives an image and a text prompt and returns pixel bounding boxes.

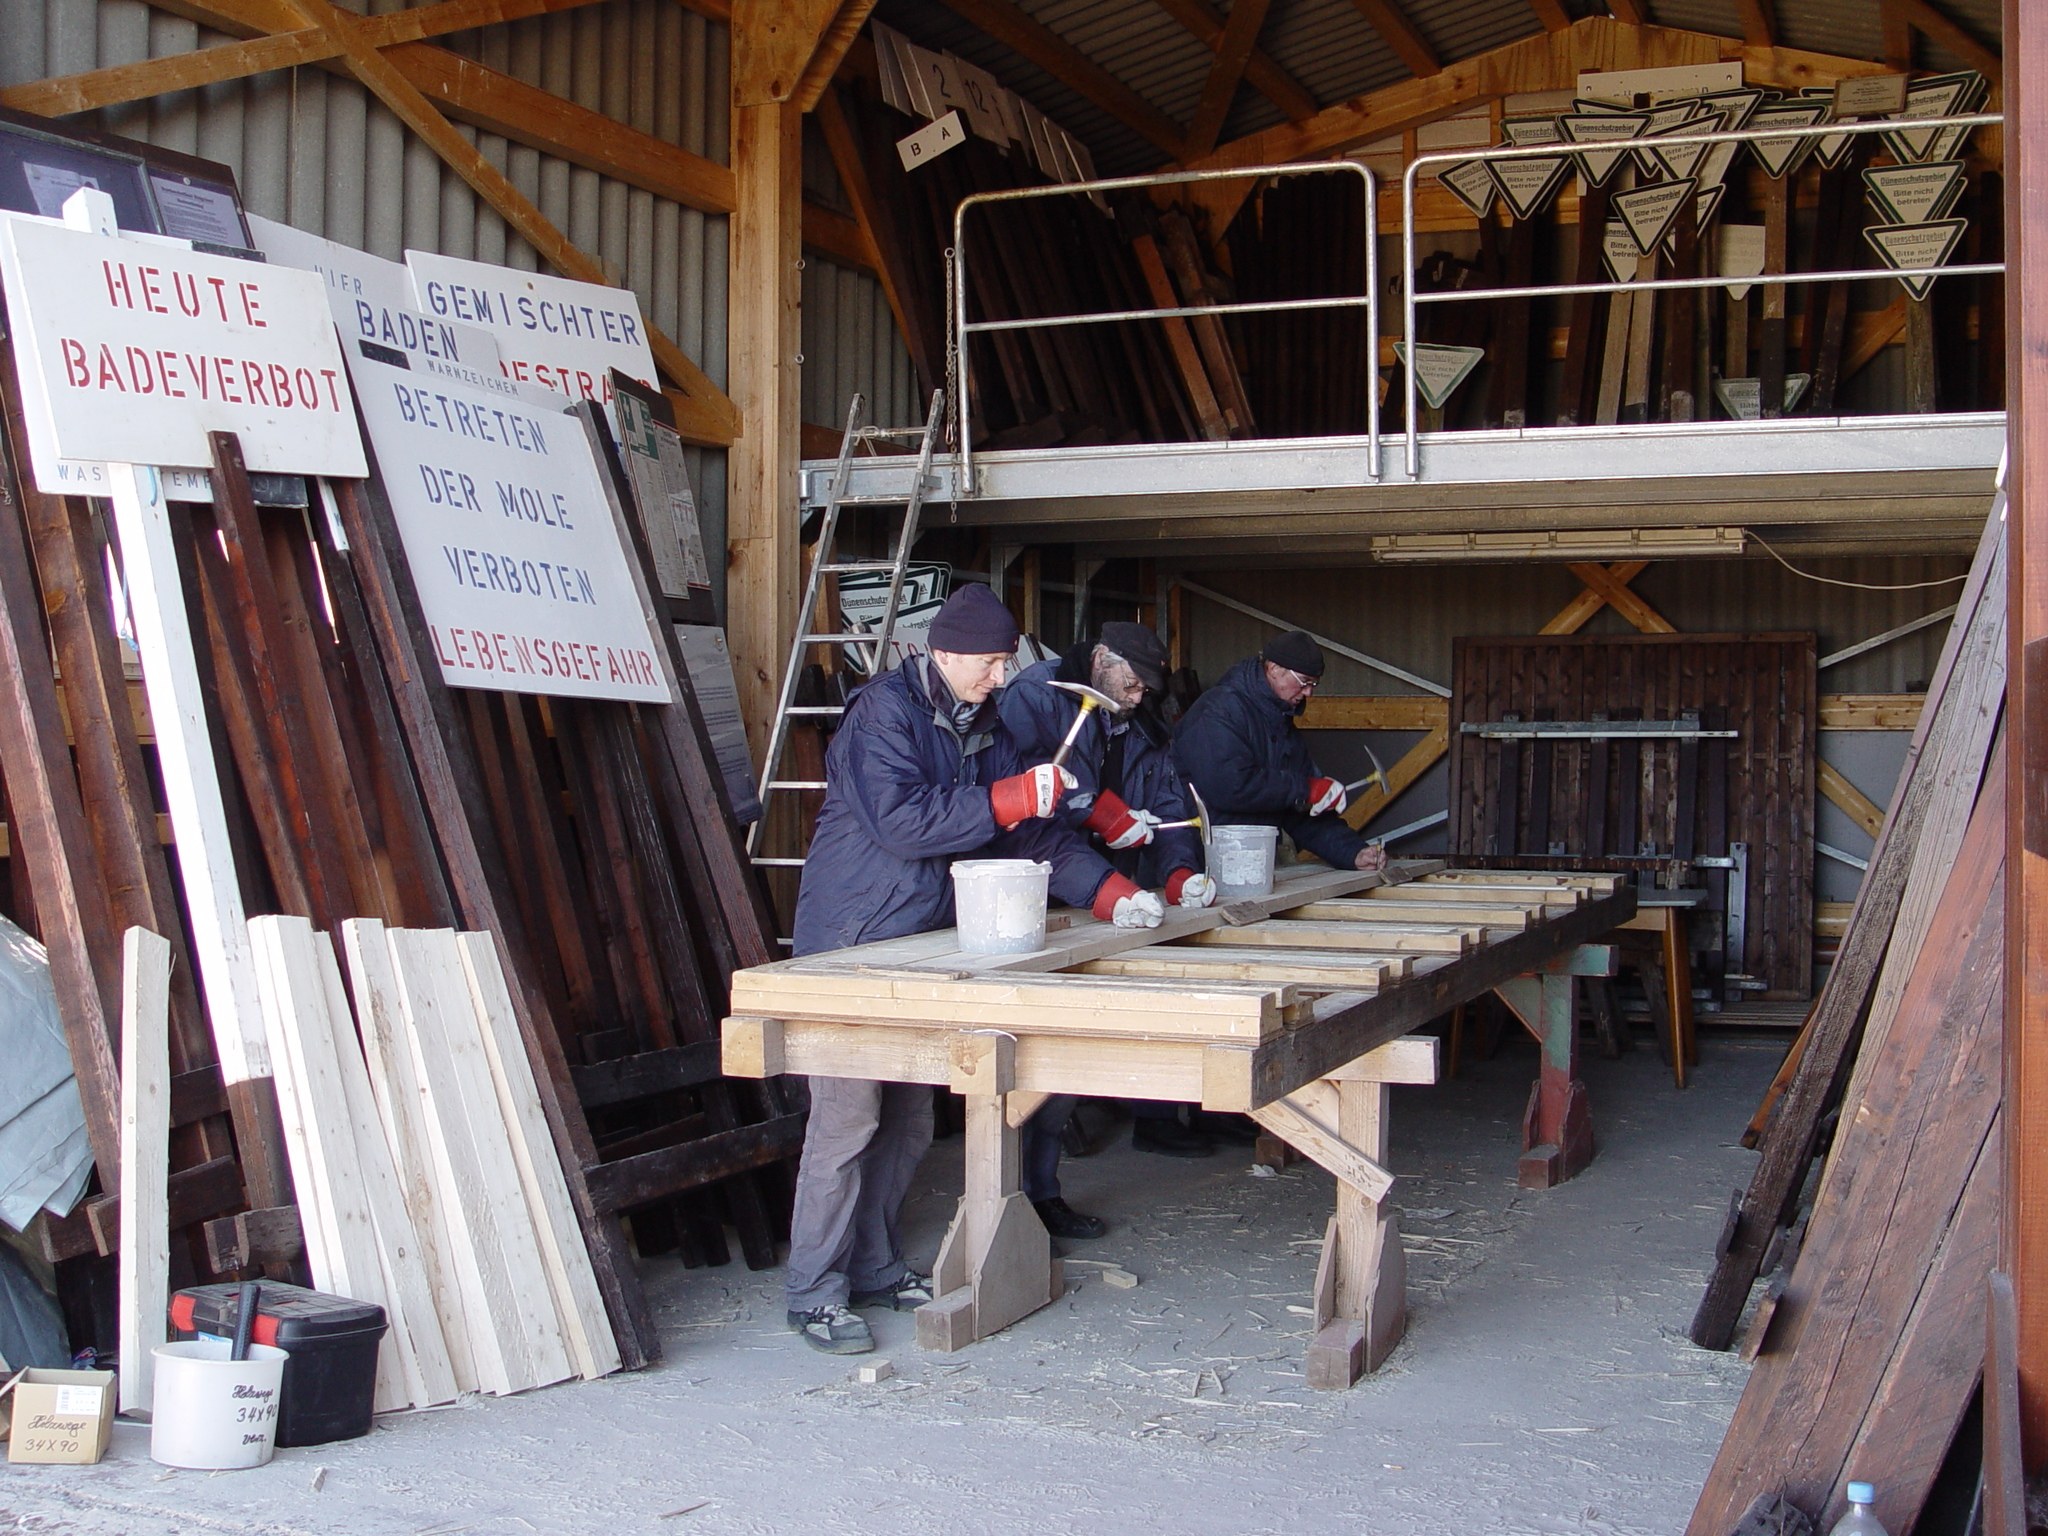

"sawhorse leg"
[917,1033,1062,1351]
[1494,944,1617,1189]
[1249,1035,1438,1389]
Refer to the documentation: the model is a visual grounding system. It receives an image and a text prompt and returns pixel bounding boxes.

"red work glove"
[1090,872,1143,920]
[1082,792,1160,849]
[1308,776,1347,816]
[991,763,1077,829]
[1166,868,1217,907]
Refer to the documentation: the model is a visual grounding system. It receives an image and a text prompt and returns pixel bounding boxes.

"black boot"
[1033,1197,1107,1240]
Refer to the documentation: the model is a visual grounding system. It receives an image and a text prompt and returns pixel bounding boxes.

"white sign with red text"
[343,339,665,702]
[0,212,365,494]
[404,251,657,408]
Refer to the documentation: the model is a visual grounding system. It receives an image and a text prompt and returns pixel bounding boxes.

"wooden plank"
[1150,0,1318,120]
[1185,0,1273,156]
[1690,513,2004,1349]
[1818,693,1924,730]
[55,1155,243,1266]
[1350,0,1439,76]
[247,916,412,1412]
[570,1043,725,1109]
[1078,949,1407,986]
[1297,696,1448,731]
[117,927,172,1417]
[1987,1270,2026,1536]
[582,1114,807,1212]
[388,926,575,1395]
[1345,722,1451,832]
[1284,898,1537,928]
[1248,1093,1394,1201]
[1817,759,1886,838]
[341,919,479,1396]
[1185,919,1478,954]
[202,1206,305,1273]
[458,932,622,1381]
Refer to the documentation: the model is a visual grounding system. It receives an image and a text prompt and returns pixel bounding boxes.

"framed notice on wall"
[609,371,715,625]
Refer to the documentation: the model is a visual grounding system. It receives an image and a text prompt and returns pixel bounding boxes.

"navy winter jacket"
[791,660,1116,957]
[1170,656,1368,869]
[997,648,1204,884]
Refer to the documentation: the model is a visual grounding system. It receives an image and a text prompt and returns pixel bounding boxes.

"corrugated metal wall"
[2,0,921,616]
[799,130,921,430]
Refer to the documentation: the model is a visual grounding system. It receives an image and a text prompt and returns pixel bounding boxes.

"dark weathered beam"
[931,0,1189,158]
[583,1112,807,1211]
[1151,0,1318,120]
[1350,0,1440,78]
[1186,0,1273,156]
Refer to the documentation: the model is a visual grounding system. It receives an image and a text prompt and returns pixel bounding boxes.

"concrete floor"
[0,1030,1779,1536]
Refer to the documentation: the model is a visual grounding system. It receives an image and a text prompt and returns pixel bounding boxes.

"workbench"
[721,861,1636,1388]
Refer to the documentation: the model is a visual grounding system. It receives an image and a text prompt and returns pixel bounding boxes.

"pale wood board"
[310,932,460,1406]
[341,919,481,1396]
[389,928,574,1394]
[1185,920,1479,954]
[1076,949,1402,987]
[248,916,410,1412]
[458,931,622,1381]
[117,927,171,1417]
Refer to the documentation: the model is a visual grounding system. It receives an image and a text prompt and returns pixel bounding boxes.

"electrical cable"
[1744,528,1970,591]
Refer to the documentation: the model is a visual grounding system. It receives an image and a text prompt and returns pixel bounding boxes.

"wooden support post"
[118,927,172,1417]
[1304,1080,1406,1388]
[2007,0,2048,1465]
[1758,174,1790,420]
[728,94,804,764]
[919,1031,1062,1350]
[1495,947,1612,1188]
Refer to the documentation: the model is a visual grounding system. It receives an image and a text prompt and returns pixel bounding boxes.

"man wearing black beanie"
[782,584,1161,1357]
[1171,630,1388,876]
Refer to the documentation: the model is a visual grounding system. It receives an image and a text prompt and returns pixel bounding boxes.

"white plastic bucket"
[1210,824,1279,898]
[150,1340,288,1469]
[951,858,1052,954]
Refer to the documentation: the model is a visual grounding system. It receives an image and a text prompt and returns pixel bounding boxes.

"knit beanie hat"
[1098,621,1168,692]
[926,583,1020,655]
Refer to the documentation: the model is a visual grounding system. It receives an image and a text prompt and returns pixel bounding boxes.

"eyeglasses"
[1283,668,1319,692]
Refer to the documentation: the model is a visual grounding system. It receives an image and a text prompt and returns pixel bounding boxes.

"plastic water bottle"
[1827,1482,1889,1536]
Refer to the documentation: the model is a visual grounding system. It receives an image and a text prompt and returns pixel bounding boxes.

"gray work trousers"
[783,1076,934,1313]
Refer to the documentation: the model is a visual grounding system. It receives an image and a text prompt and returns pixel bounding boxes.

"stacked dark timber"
[0,347,794,1364]
[1225,171,1369,438]
[1685,505,2007,1535]
[840,85,1247,449]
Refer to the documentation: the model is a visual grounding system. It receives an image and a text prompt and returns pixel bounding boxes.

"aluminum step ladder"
[747,388,945,867]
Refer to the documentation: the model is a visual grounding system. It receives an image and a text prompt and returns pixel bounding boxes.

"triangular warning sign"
[1488,155,1572,220]
[1615,177,1698,257]
[1631,103,1704,177]
[1437,158,1497,219]
[1883,72,1983,164]
[1602,221,1644,285]
[1865,219,1968,301]
[1715,223,1767,301]
[1696,88,1765,132]
[1667,182,1726,251]
[1864,161,1967,226]
[1560,113,1647,188]
[1500,115,1563,147]
[1713,374,1811,421]
[1748,103,1827,178]
[1394,342,1485,410]
[1648,109,1725,183]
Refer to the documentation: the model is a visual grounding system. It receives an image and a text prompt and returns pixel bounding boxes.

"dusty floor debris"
[0,1035,1773,1535]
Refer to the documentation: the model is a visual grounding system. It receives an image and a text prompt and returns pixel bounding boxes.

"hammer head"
[1188,783,1212,859]
[1045,679,1124,715]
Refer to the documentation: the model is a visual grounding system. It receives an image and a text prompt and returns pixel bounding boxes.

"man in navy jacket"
[1171,630,1389,874]
[998,621,1219,1215]
[784,585,1164,1356]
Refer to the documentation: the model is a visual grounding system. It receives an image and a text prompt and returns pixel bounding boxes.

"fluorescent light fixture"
[1369,526,1745,564]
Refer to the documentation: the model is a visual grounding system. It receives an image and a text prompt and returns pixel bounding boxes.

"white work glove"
[1111,890,1167,929]
[1105,808,1162,850]
[1308,775,1348,816]
[1171,872,1217,908]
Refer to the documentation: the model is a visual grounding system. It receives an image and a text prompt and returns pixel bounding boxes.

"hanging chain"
[942,246,961,522]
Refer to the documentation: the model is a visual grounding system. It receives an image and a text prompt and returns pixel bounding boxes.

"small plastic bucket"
[1210,824,1279,898]
[150,1340,289,1469]
[951,858,1052,954]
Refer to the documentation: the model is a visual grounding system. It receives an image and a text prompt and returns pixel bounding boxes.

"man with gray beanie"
[782,584,1161,1356]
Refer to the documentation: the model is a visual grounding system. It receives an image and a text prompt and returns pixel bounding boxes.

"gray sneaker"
[849,1270,935,1311]
[788,1302,873,1355]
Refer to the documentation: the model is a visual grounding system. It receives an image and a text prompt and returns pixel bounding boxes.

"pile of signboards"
[0,114,793,1374]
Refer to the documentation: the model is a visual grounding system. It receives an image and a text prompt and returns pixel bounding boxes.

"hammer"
[1343,739,1391,800]
[1151,783,1213,859]
[1044,679,1125,769]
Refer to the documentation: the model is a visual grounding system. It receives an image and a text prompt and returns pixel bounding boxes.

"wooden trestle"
[722,860,1635,1388]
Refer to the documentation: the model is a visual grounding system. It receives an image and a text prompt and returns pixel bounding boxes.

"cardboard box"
[1,1367,117,1464]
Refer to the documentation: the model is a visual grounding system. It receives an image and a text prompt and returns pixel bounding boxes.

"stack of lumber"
[839,84,1250,449]
[252,915,619,1406]
[0,330,793,1366]
[1685,499,2006,1534]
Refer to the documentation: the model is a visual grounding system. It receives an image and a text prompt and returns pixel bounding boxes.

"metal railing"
[934,111,2004,496]
[1400,111,2005,476]
[950,160,1380,493]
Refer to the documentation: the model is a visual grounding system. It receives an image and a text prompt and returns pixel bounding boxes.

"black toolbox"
[169,1282,388,1447]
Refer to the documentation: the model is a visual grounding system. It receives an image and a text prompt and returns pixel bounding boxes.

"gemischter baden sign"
[0,209,365,492]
